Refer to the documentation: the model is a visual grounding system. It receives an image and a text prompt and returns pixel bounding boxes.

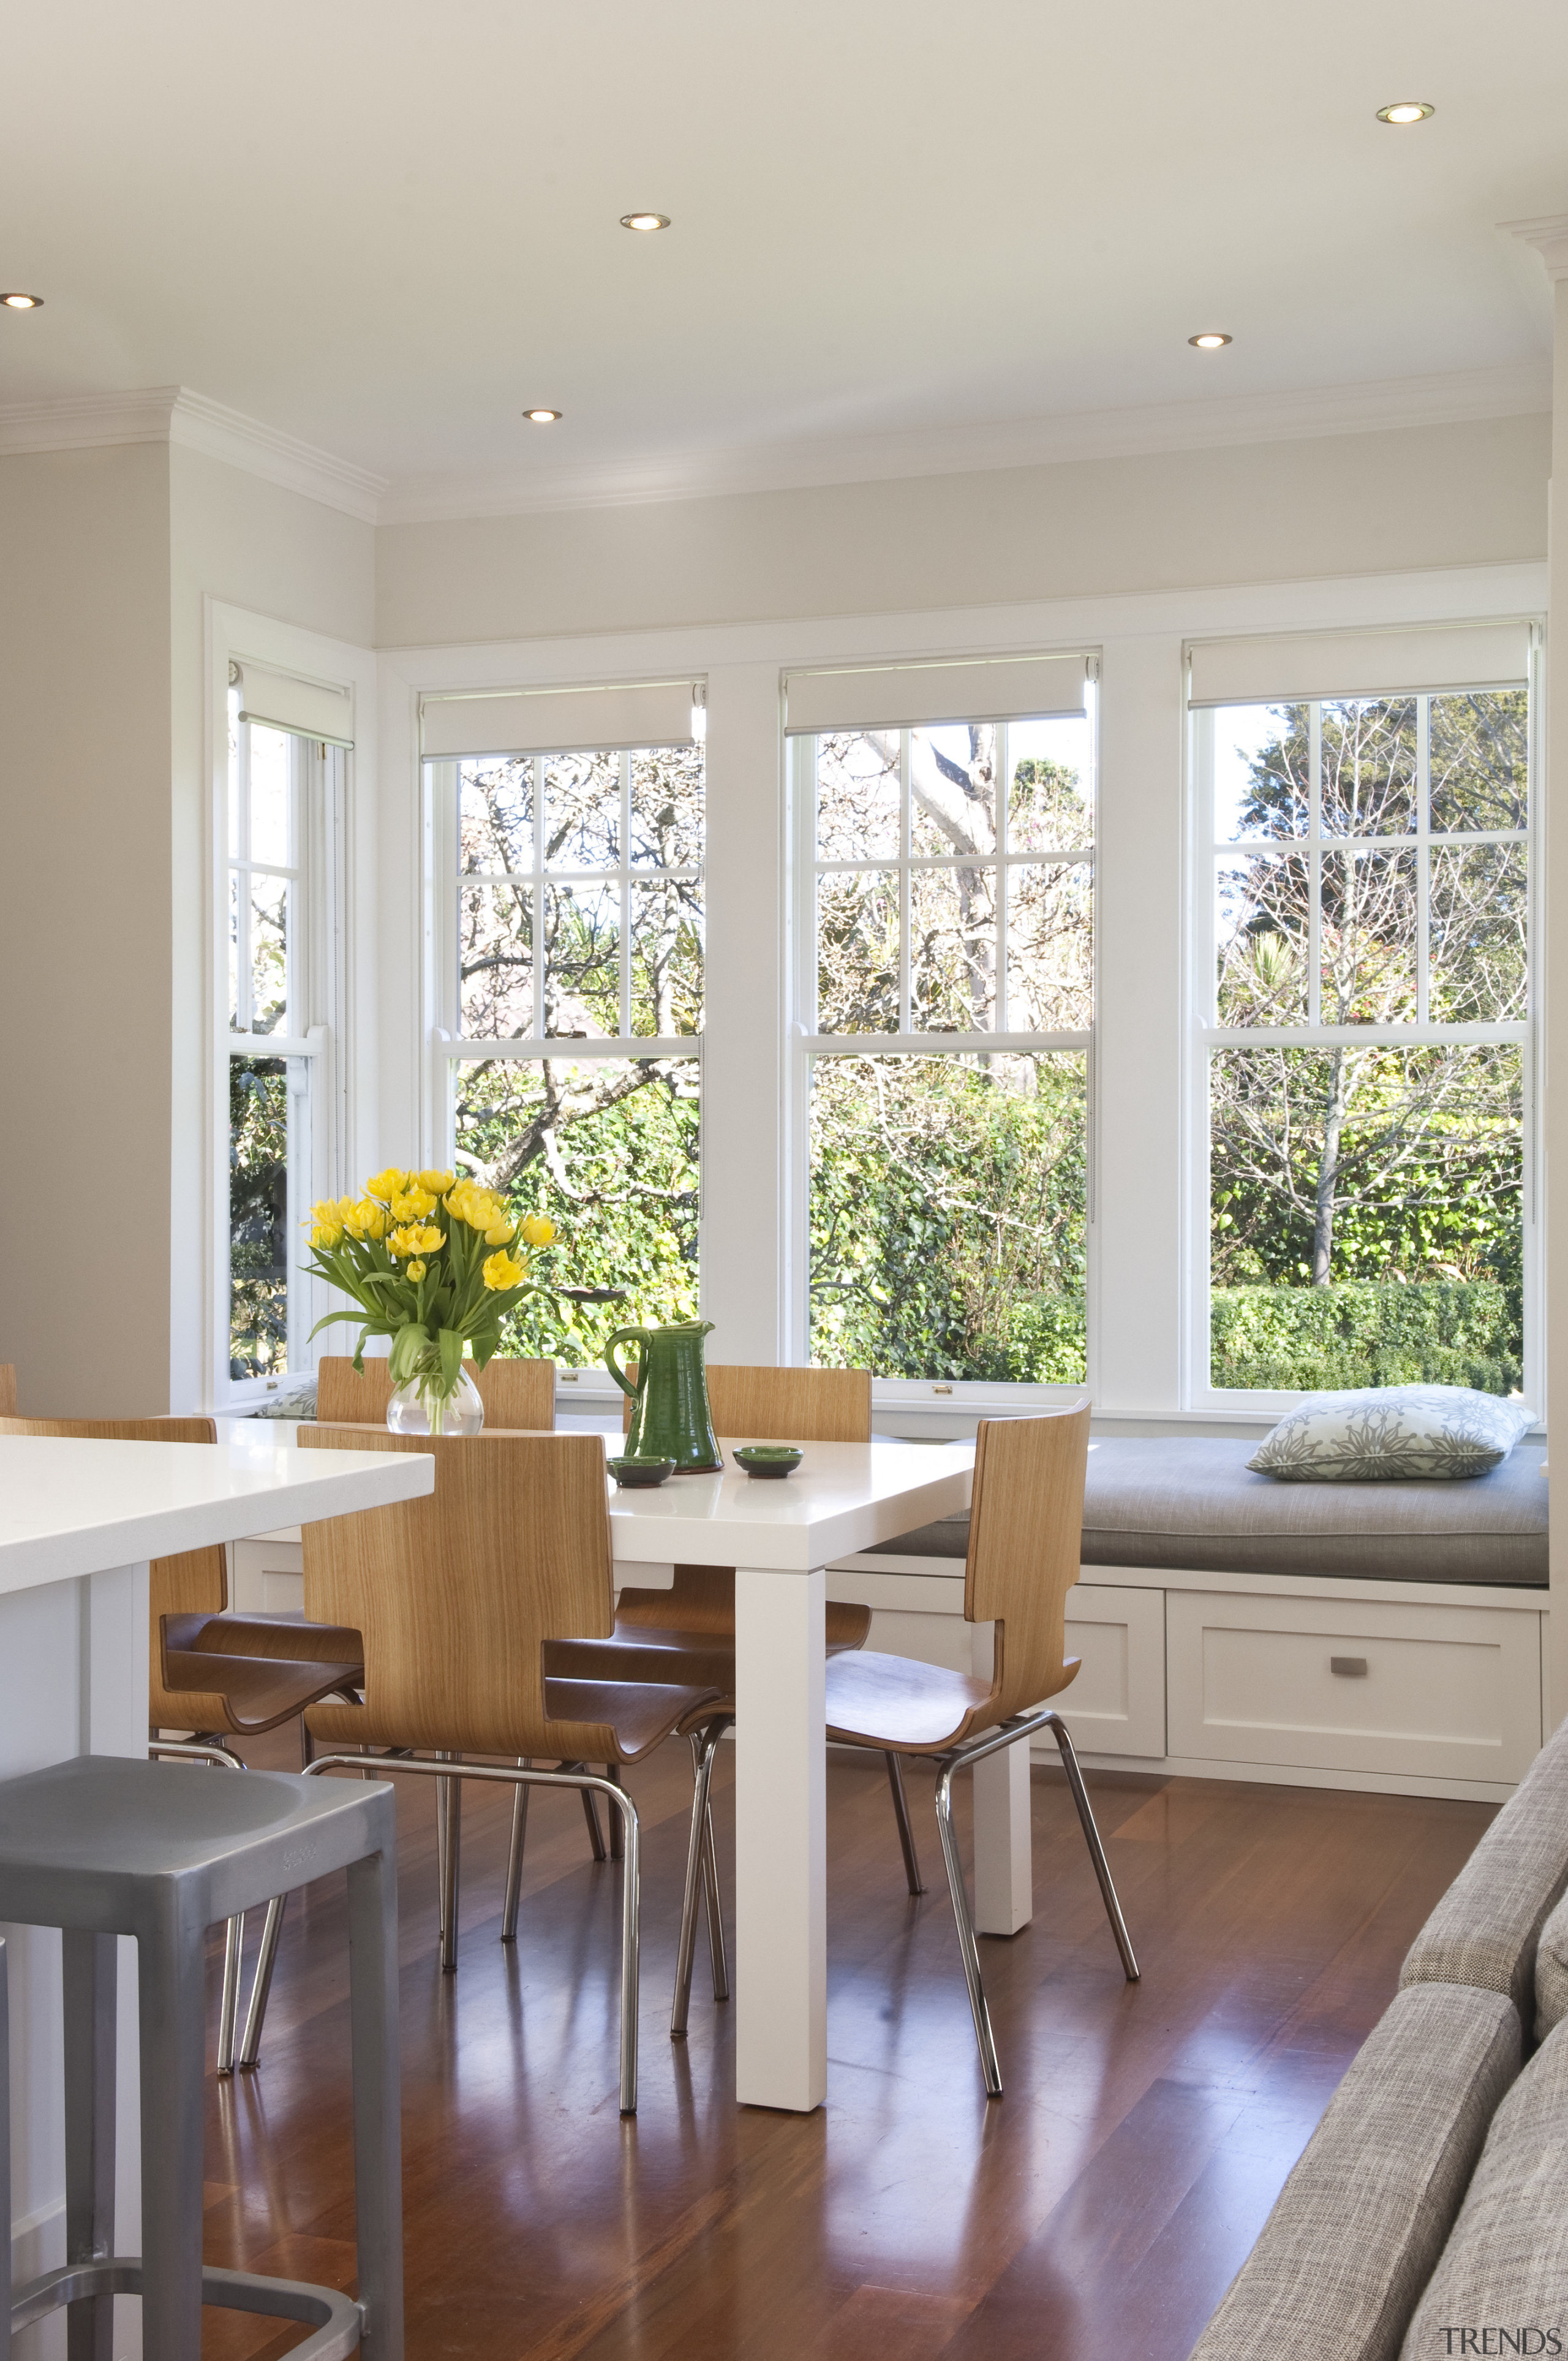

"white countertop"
[0,1430,434,1596]
[605,1436,974,1569]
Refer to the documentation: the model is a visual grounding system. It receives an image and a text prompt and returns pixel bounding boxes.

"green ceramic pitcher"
[604,1320,722,1472]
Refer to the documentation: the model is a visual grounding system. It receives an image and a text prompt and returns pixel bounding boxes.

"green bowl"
[607,1456,675,1488]
[734,1445,804,1479]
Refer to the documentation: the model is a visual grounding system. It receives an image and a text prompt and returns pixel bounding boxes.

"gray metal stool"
[0,1754,402,2361]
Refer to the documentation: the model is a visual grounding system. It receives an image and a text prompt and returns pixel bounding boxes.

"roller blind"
[785,654,1090,736]
[1188,623,1531,709]
[232,661,354,748]
[421,680,699,760]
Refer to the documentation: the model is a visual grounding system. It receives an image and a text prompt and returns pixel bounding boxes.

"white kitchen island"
[0,1428,434,2360]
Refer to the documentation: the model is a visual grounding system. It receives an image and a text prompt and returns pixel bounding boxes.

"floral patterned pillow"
[1248,1386,1536,1483]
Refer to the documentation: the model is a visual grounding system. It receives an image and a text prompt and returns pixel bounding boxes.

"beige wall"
[167,446,376,1408]
[375,414,1551,649]
[0,442,173,1414]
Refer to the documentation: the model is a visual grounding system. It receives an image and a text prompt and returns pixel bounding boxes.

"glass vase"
[386,1363,484,1437]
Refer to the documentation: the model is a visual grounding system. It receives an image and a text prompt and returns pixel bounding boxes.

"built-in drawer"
[1166,1590,1542,1783]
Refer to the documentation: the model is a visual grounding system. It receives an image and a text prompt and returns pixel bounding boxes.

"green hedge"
[1210,1280,1522,1396]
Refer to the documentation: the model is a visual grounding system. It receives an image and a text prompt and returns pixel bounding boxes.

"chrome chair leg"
[885,1750,925,1895]
[1046,1714,1140,1982]
[933,1761,1003,2099]
[560,1761,607,1860]
[436,1750,461,1974]
[236,1892,287,2069]
[687,1731,729,2001]
[500,1758,531,1944]
[606,1762,624,1861]
[608,1781,641,2115]
[216,1910,246,2075]
[671,1723,727,2038]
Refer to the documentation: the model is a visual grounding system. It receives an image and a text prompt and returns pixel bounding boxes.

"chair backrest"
[316,1353,556,1431]
[621,1362,872,1443]
[299,1426,615,1755]
[963,1405,1090,1723]
[0,1365,14,1416]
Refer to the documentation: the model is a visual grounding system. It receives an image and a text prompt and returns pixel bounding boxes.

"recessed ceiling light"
[620,212,669,232]
[524,408,562,424]
[1188,331,1232,349]
[1,292,43,310]
[1376,101,1434,124]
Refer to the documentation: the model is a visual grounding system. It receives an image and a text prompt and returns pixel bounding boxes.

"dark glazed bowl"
[734,1445,804,1480]
[607,1456,675,1488]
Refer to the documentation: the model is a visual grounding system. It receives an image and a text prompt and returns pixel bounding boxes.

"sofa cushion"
[1398,2015,1568,2358]
[1189,1982,1519,2361]
[1249,1386,1536,1483]
[1534,1890,1568,2041]
[1400,1718,1568,2015]
[865,1438,1548,1585]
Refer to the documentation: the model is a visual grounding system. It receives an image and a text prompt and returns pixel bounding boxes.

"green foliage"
[1211,1279,1522,1394]
[810,1054,1086,1382]
[229,1055,288,1380]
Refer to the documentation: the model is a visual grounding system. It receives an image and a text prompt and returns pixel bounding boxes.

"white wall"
[0,444,173,1416]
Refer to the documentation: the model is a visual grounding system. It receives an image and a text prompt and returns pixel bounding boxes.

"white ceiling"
[2,0,1564,517]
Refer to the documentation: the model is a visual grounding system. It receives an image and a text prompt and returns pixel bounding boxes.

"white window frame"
[785,685,1099,1407]
[1186,637,1544,1414]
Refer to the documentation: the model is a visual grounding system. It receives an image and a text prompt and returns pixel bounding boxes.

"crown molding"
[0,385,387,523]
[1503,213,1568,282]
[377,360,1553,526]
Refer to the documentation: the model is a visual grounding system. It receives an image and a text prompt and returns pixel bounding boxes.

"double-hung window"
[424,680,705,1367]
[1190,622,1537,1402]
[223,661,350,1401]
[786,655,1096,1386]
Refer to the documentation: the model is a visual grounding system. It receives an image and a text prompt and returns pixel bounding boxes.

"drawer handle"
[1330,1655,1369,1679]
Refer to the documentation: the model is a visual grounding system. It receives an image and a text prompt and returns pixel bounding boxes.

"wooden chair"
[315,1352,557,1431]
[238,1426,727,2114]
[823,1405,1139,2097]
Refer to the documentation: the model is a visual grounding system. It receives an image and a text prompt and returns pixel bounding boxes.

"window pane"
[1320,848,1417,1023]
[247,725,293,867]
[229,1053,289,1380]
[228,871,241,1033]
[1213,705,1310,842]
[453,1054,699,1363]
[809,1053,1087,1380]
[630,746,703,869]
[1007,862,1093,1032]
[630,877,703,1036]
[543,882,620,1035]
[460,757,531,875]
[1430,690,1528,833]
[910,863,997,1031]
[459,882,533,1037]
[815,731,900,861]
[910,725,996,858]
[248,873,290,1034]
[1008,716,1093,852]
[1430,844,1528,1023]
[545,749,619,869]
[817,871,900,1033]
[1209,1042,1522,1391]
[1216,852,1310,1026]
[1320,698,1416,836]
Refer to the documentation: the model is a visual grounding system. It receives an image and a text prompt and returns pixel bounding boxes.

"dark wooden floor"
[198,1736,1494,2360]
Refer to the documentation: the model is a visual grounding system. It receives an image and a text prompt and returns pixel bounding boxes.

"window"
[431,718,704,1367]
[1194,667,1533,1399]
[789,664,1096,1384]
[225,686,340,1395]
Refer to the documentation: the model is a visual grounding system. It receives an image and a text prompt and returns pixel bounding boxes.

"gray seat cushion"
[1189,1982,1520,2361]
[866,1437,1548,1585]
[1534,1890,1568,2042]
[1398,2014,1568,2358]
[1401,1718,1568,2015]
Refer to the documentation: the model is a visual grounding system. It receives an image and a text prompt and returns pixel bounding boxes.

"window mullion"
[1308,701,1322,1027]
[995,720,1009,1030]
[899,731,912,1033]
[1417,694,1431,1025]
[532,756,545,1041]
[619,747,632,1035]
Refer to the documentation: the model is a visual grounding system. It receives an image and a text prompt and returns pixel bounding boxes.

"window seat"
[869,1436,1548,1588]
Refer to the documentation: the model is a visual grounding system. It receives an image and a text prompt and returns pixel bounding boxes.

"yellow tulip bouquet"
[304,1168,559,1432]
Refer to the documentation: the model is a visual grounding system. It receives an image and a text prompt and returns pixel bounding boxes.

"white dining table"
[607,1435,975,2113]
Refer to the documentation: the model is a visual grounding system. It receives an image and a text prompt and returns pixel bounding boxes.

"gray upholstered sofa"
[875,1437,1549,1587]
[1189,1713,1568,2357]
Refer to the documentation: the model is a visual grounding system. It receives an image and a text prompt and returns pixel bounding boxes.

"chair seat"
[161,1650,363,1736]
[616,1577,872,1653]
[165,1610,365,1668]
[304,1674,727,1764]
[541,1677,729,1759]
[826,1648,1079,1754]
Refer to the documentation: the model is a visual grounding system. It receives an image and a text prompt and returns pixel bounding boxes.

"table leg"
[733,1564,825,2111]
